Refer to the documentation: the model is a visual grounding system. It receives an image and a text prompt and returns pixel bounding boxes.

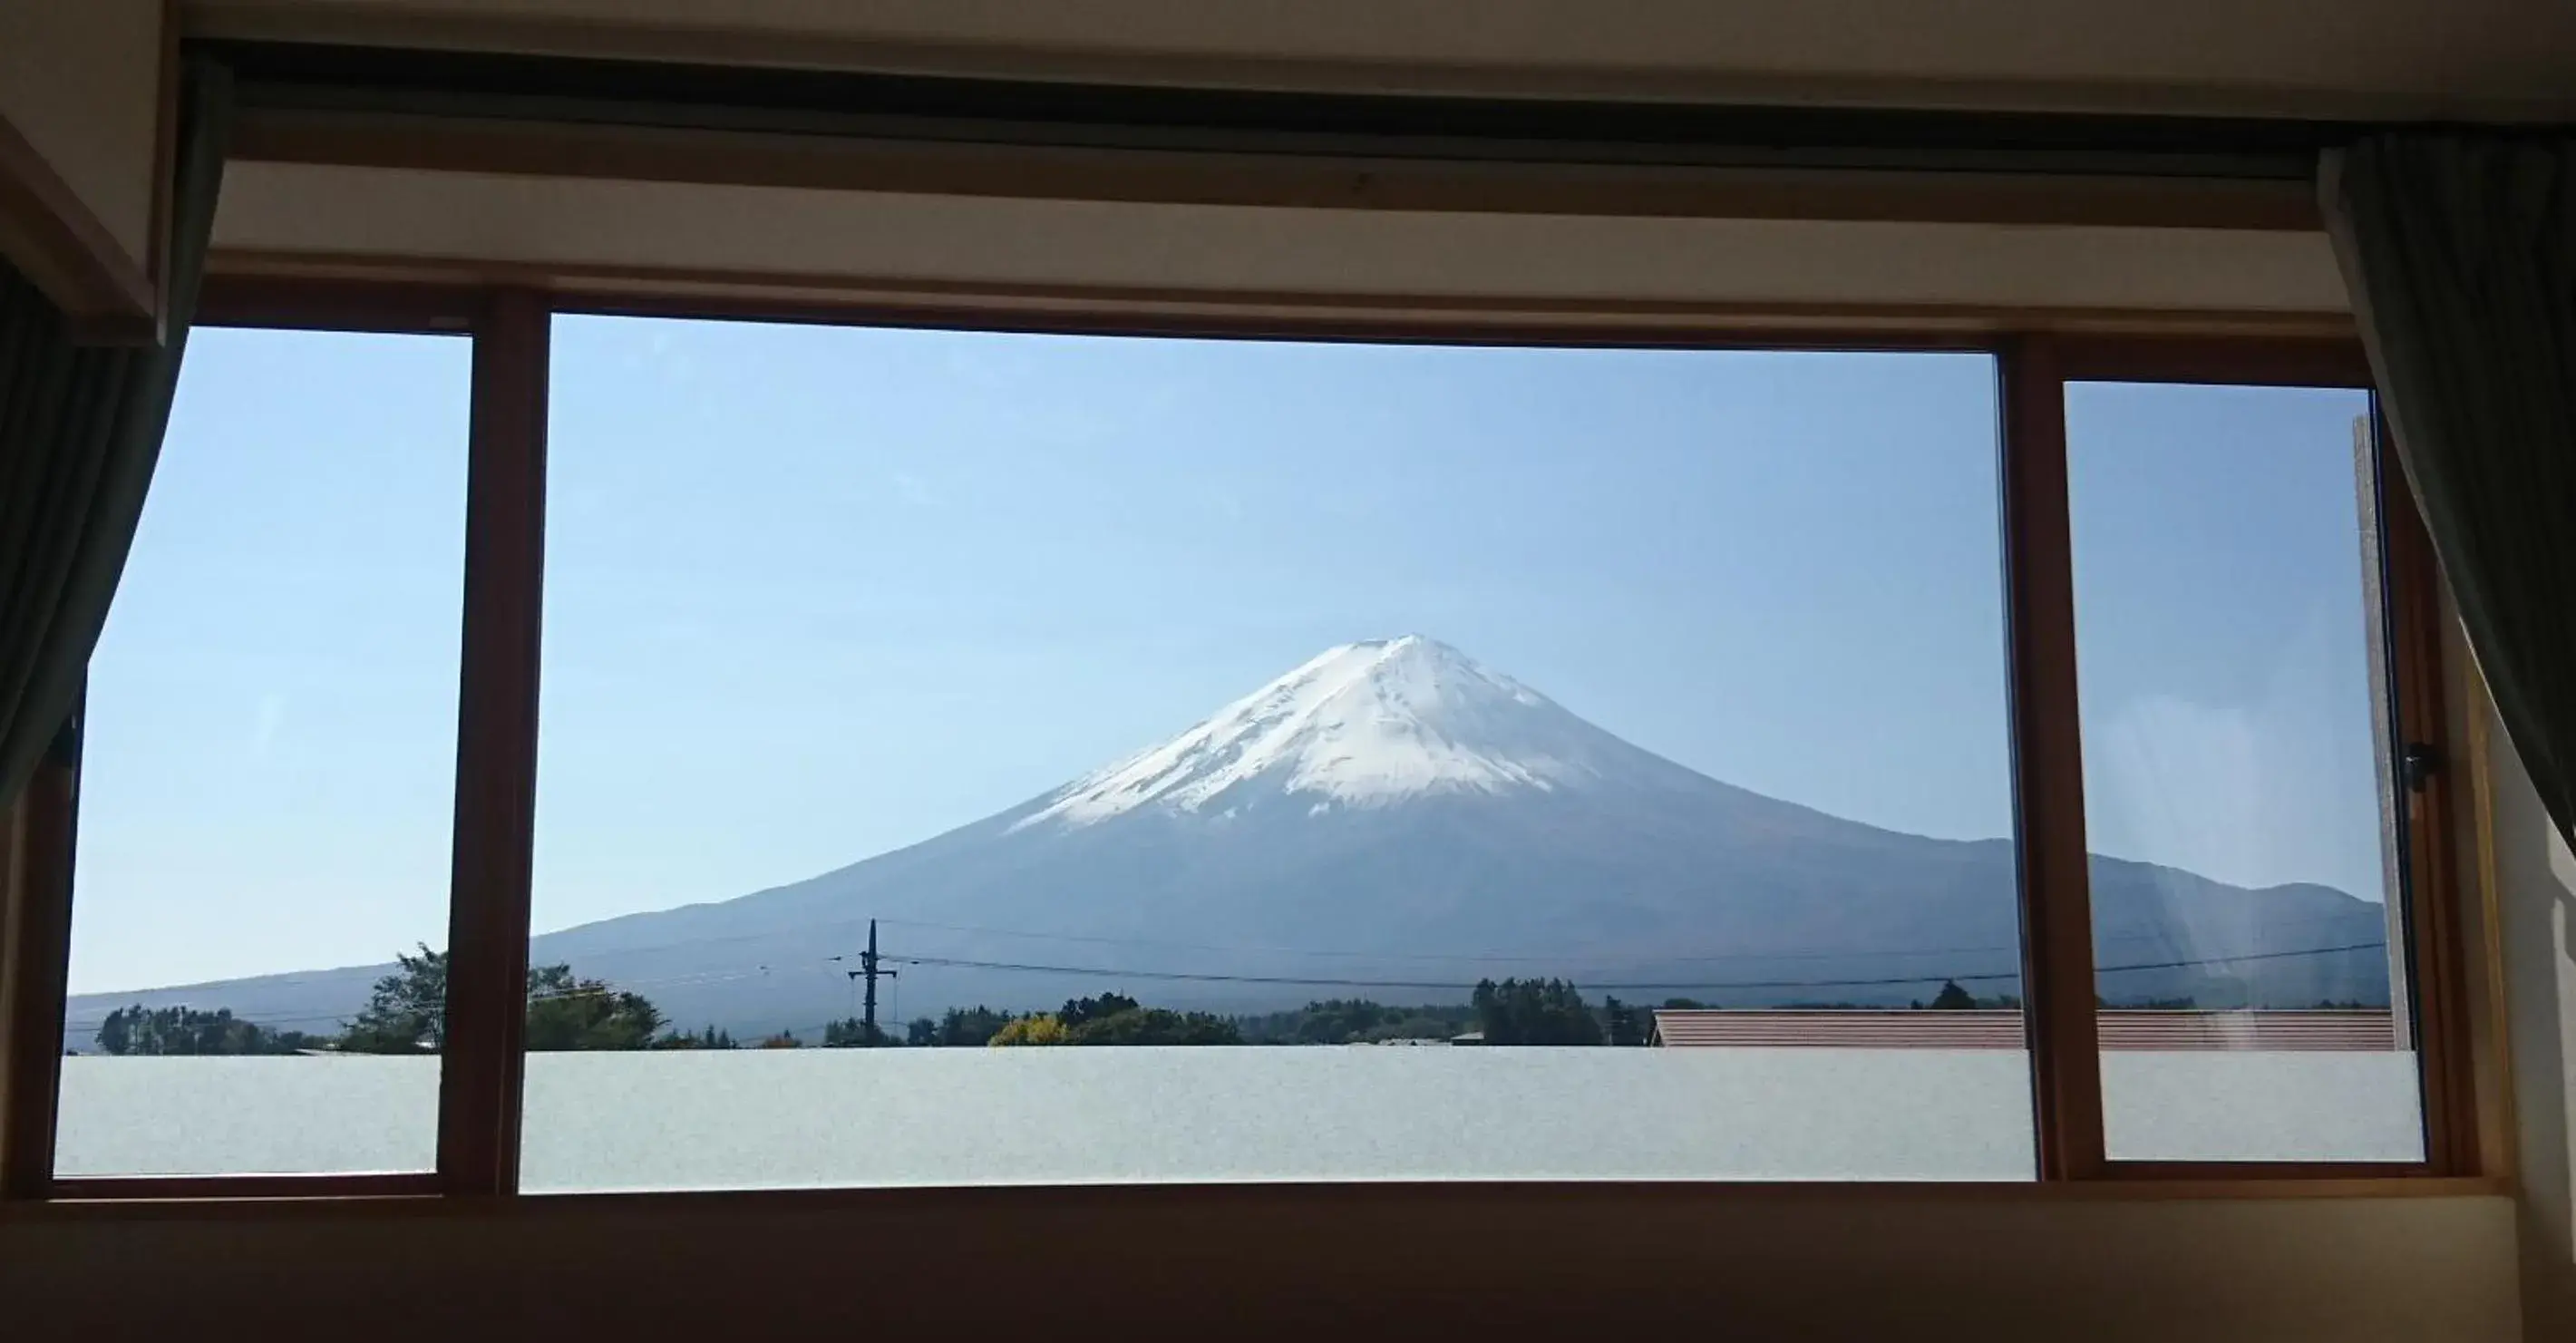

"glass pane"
[522,317,2029,1191]
[56,328,468,1178]
[2066,381,2424,1163]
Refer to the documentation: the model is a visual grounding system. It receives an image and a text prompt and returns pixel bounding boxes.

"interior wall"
[0,1188,2523,1340]
[0,0,165,275]
[2460,614,2576,1337]
[189,0,2576,120]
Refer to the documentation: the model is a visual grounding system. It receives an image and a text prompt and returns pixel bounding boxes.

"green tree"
[94,1005,316,1056]
[1289,999,1391,1045]
[822,1017,897,1047]
[338,945,449,1053]
[1359,1009,1476,1044]
[651,1024,736,1049]
[1228,1001,1476,1045]
[524,964,667,1050]
[905,1017,938,1046]
[1471,978,1604,1045]
[1927,980,1979,1011]
[1064,1007,1241,1046]
[1056,993,1141,1030]
[339,947,676,1053]
[989,1015,1068,1046]
[934,1006,1018,1046]
[97,1007,134,1056]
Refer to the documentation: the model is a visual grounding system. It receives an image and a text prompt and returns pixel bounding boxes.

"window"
[519,317,2031,1191]
[14,307,2468,1200]
[53,327,469,1180]
[2066,379,2425,1163]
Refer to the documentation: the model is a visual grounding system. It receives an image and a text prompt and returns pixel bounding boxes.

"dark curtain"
[2325,135,2576,842]
[0,63,231,807]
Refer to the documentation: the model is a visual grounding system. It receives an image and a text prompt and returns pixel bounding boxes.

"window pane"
[2066,381,2424,1163]
[56,328,468,1178]
[519,318,2030,1191]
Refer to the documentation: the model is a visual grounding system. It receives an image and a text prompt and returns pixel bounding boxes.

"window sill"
[1,1173,2509,1221]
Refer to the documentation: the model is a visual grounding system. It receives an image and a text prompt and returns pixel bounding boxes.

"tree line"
[880,993,1245,1047]
[91,950,2092,1057]
[912,979,1666,1046]
[92,946,735,1056]
[94,1006,328,1057]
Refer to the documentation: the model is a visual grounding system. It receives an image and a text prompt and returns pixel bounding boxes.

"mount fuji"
[69,637,2393,1044]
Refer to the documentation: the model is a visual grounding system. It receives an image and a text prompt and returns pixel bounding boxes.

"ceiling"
[191,0,2576,122]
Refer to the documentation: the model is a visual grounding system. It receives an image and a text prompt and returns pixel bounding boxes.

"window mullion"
[1998,335,2107,1181]
[435,289,550,1197]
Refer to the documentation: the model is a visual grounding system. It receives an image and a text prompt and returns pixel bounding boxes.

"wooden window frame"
[2031,336,2473,1182]
[0,283,2483,1205]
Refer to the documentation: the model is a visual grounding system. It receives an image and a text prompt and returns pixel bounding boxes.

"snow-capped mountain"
[68,637,2394,1043]
[1019,636,1675,829]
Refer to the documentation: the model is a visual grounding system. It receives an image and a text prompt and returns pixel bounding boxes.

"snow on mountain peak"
[1016,636,1624,831]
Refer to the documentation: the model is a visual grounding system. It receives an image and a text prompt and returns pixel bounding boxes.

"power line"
[69,902,2384,1020]
[61,917,2396,1039]
[893,939,2389,996]
[874,910,2379,968]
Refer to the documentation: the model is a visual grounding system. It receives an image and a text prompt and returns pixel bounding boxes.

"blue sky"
[66,320,2386,992]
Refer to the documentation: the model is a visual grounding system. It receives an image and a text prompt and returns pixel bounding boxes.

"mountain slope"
[67,637,2394,1045]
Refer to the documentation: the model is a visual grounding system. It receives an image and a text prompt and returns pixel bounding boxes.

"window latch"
[2403,742,2444,793]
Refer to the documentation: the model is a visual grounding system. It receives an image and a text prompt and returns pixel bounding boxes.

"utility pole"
[846,918,896,1046]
